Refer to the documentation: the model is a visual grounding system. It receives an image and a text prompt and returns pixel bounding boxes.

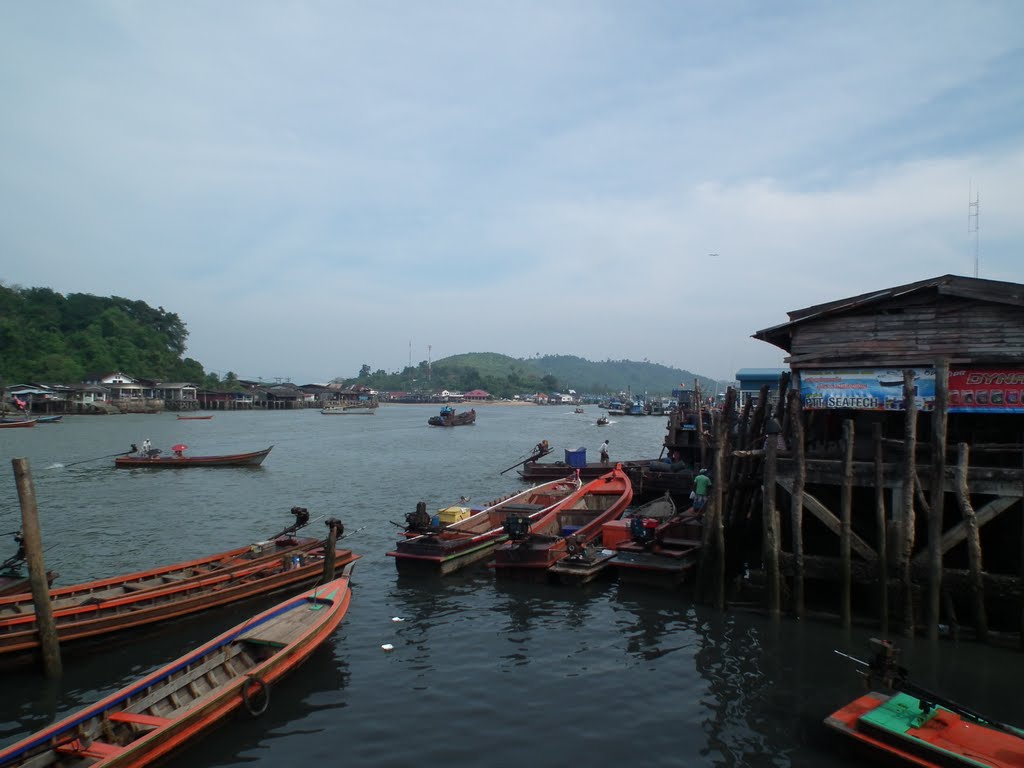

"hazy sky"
[2,2,1022,385]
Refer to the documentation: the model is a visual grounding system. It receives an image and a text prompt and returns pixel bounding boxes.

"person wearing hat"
[692,467,712,512]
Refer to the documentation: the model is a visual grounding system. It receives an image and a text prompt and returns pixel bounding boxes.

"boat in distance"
[321,405,377,415]
[493,465,634,577]
[386,474,583,575]
[0,564,356,768]
[0,419,37,429]
[428,406,476,427]
[115,446,273,468]
[0,514,357,658]
[175,414,213,420]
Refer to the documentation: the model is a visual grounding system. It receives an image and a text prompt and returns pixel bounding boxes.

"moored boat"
[492,466,633,579]
[0,534,58,597]
[0,563,356,768]
[428,406,476,427]
[321,405,376,415]
[518,457,655,483]
[0,513,356,658]
[387,475,583,574]
[605,494,703,588]
[115,445,272,468]
[824,638,1024,767]
[0,419,37,429]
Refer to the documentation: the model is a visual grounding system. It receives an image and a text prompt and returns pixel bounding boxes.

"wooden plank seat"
[56,739,123,759]
[108,711,171,729]
[500,503,546,514]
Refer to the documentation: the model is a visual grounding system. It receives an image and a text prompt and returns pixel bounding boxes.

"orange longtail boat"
[0,513,355,658]
[492,465,633,578]
[0,562,356,768]
[825,638,1024,767]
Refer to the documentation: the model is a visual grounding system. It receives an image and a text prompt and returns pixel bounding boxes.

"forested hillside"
[0,284,206,384]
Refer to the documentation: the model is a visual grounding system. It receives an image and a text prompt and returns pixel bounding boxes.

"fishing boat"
[825,638,1024,767]
[550,493,682,586]
[35,415,63,423]
[518,457,655,483]
[175,414,213,420]
[492,466,634,579]
[606,494,703,588]
[321,404,376,415]
[0,419,37,429]
[0,563,356,768]
[0,512,356,658]
[114,446,272,468]
[596,416,609,426]
[428,406,476,427]
[386,474,583,575]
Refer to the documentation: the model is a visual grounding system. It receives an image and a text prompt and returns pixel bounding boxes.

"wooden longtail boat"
[0,563,356,768]
[0,419,37,429]
[0,523,356,658]
[492,466,633,578]
[824,639,1024,767]
[175,414,213,420]
[550,493,683,585]
[605,494,703,588]
[427,407,476,427]
[517,458,655,483]
[386,475,583,575]
[114,446,272,468]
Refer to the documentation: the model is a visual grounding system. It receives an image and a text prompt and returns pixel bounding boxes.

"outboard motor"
[503,515,531,541]
[404,501,433,534]
[629,516,659,546]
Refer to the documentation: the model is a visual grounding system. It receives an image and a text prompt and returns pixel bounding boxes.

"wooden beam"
[775,476,877,561]
[912,495,1018,563]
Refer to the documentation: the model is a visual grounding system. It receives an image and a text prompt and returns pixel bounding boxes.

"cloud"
[1,2,1021,383]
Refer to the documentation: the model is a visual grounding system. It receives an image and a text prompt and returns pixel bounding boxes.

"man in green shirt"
[692,468,712,512]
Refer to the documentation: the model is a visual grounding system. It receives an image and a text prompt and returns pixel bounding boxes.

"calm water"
[1,406,1022,767]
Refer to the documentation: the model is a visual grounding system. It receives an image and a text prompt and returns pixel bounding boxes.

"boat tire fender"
[242,675,270,716]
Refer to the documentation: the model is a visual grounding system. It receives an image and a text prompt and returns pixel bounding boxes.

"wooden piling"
[901,369,918,638]
[322,518,343,582]
[763,438,780,616]
[873,423,888,635]
[927,359,949,642]
[840,419,854,628]
[712,410,727,610]
[12,458,61,678]
[788,391,806,619]
[954,443,988,641]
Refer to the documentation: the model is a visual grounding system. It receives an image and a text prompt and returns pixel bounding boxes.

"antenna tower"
[968,183,980,278]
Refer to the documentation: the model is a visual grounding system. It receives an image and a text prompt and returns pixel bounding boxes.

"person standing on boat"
[599,440,610,465]
[141,438,152,456]
[692,468,712,512]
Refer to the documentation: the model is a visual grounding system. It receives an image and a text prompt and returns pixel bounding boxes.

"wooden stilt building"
[702,275,1024,647]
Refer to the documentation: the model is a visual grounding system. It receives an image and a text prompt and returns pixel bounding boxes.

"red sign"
[948,369,1024,412]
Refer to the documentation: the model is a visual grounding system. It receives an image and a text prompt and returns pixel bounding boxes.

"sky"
[2,2,1022,386]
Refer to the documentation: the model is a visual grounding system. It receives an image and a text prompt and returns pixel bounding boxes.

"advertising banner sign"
[801,368,1024,413]
[949,369,1024,413]
[800,369,935,411]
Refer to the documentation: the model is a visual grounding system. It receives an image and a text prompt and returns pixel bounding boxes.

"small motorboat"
[825,638,1024,767]
[115,445,273,468]
[0,563,356,768]
[175,414,213,420]
[596,416,609,426]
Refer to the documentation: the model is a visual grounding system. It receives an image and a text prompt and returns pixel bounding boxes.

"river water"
[1,405,1022,767]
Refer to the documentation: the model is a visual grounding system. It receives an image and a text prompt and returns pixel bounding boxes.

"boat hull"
[0,566,356,768]
[387,476,582,575]
[0,419,37,428]
[0,537,356,658]
[824,691,1024,768]
[115,446,273,468]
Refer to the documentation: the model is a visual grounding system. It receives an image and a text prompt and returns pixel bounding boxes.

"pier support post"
[840,419,854,628]
[927,359,949,642]
[955,443,988,641]
[873,423,888,635]
[789,391,806,619]
[322,518,344,582]
[12,458,61,678]
[901,370,918,638]
[763,438,780,617]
